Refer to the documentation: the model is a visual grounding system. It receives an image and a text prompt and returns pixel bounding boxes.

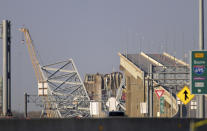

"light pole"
[198,0,205,118]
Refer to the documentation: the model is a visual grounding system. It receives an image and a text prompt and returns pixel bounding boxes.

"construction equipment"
[20,28,53,117]
[20,28,90,118]
[19,28,47,96]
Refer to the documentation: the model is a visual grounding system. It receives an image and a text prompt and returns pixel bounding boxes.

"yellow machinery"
[19,28,52,117]
[19,28,44,85]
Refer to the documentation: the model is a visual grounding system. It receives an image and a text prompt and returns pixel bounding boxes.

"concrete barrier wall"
[0,118,207,131]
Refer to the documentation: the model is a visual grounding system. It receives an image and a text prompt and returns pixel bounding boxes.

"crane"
[19,28,53,118]
[19,28,48,96]
[20,28,90,118]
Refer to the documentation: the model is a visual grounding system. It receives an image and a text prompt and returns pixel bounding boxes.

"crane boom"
[20,27,52,117]
[19,28,47,96]
[19,28,43,82]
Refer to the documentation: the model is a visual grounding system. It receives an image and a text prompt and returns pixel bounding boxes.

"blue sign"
[193,65,205,75]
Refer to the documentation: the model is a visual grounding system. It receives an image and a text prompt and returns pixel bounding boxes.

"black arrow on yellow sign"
[183,90,189,100]
[177,86,195,105]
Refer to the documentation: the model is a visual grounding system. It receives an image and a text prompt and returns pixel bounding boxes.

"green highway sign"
[160,97,164,114]
[191,51,207,94]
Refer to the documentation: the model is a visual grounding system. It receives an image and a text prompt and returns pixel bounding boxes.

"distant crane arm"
[19,28,44,83]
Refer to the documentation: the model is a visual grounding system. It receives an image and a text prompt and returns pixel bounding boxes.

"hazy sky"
[0,0,206,111]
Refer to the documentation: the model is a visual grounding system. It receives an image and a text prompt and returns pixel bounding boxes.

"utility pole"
[1,20,12,116]
[199,0,204,50]
[198,0,205,118]
[24,93,28,118]
[147,77,150,117]
[149,64,153,117]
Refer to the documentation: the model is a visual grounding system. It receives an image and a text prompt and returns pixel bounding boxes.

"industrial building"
[84,72,124,117]
[84,72,123,99]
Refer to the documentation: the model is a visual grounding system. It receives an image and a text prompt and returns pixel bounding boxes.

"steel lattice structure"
[40,59,90,118]
[20,28,90,118]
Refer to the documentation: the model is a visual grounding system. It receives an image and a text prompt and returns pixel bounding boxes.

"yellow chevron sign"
[177,86,195,105]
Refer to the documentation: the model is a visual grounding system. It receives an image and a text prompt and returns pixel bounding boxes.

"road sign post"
[177,86,195,105]
[155,89,164,99]
[160,97,164,114]
[191,51,207,94]
[155,89,165,116]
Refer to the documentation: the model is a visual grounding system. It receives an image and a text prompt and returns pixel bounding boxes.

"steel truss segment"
[40,59,90,118]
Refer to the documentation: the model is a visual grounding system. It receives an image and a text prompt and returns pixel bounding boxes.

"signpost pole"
[147,77,150,117]
[198,0,205,119]
[171,88,173,117]
[24,93,28,118]
[180,102,182,118]
[159,98,160,117]
[150,64,153,117]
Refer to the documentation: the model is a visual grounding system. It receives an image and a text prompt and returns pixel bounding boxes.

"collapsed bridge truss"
[20,28,90,118]
[41,59,90,118]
